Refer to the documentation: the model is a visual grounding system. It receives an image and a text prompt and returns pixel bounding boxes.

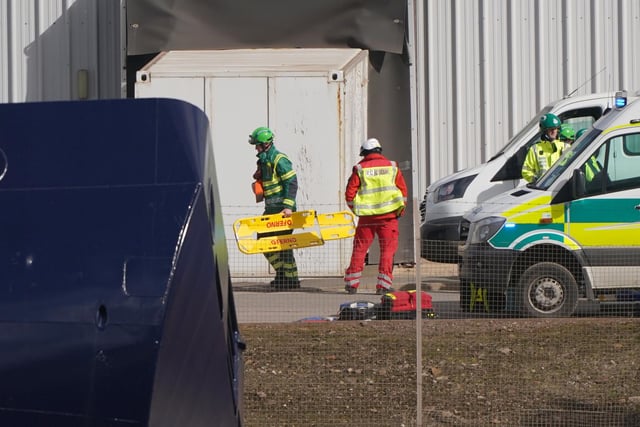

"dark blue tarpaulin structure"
[0,98,244,426]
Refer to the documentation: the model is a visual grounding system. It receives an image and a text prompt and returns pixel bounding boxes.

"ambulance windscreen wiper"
[526,182,540,189]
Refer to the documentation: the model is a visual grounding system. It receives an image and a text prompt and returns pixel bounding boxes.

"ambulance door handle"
[635,205,640,210]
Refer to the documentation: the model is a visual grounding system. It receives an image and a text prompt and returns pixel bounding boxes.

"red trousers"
[344,217,399,289]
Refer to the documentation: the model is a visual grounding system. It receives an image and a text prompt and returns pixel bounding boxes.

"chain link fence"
[229,205,640,426]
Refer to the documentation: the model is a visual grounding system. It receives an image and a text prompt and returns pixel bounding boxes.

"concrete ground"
[232,260,459,323]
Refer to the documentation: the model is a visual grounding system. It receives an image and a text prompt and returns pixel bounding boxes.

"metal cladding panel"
[0,98,243,425]
[136,48,368,276]
[0,0,123,103]
[424,0,640,186]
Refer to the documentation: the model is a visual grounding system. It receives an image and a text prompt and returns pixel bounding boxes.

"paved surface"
[232,262,460,323]
[231,261,611,322]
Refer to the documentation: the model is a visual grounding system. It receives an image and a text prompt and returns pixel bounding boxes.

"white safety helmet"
[360,138,382,155]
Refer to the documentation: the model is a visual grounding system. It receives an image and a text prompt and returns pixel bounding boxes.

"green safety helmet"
[539,113,561,130]
[575,128,588,139]
[559,124,576,141]
[248,126,274,145]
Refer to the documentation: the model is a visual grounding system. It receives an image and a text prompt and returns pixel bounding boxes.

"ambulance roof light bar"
[614,90,627,109]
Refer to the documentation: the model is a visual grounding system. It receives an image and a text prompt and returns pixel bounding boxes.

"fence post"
[413,197,423,425]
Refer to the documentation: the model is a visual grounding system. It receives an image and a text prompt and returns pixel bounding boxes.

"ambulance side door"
[566,130,640,289]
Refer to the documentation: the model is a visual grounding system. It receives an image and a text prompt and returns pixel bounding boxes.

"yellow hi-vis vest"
[352,162,405,216]
[584,156,601,182]
[521,139,567,183]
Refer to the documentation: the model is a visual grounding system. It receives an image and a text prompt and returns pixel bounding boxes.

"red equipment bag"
[377,290,435,320]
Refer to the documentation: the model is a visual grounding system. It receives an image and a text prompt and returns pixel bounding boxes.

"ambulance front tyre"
[516,262,578,317]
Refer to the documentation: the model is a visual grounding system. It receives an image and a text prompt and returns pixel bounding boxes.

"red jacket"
[345,153,408,220]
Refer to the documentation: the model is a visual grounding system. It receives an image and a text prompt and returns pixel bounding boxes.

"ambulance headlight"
[433,174,477,203]
[468,216,505,244]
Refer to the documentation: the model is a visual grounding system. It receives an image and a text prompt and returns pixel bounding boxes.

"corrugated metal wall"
[424,0,640,185]
[2,0,639,188]
[0,0,123,103]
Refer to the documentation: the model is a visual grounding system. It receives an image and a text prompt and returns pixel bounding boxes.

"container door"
[268,75,347,276]
[206,77,271,277]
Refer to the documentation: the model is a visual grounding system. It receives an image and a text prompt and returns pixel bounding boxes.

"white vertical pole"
[407,0,426,425]
[412,197,423,425]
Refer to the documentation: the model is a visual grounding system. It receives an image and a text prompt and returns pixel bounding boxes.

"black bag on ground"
[338,301,379,320]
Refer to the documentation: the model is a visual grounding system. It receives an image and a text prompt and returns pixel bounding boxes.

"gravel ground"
[240,317,640,426]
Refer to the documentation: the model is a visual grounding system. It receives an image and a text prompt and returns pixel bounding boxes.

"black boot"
[270,275,300,289]
[270,272,285,287]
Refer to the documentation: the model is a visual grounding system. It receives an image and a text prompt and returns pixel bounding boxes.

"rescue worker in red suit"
[344,138,408,295]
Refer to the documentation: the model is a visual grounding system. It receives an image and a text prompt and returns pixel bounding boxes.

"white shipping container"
[135,48,368,277]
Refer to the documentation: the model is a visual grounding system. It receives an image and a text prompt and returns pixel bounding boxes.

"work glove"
[396,206,405,217]
[252,181,264,203]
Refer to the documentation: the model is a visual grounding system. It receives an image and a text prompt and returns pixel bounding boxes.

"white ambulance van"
[459,93,640,317]
[420,91,631,264]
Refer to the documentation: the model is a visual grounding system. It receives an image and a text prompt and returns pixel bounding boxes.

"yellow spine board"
[233,210,317,238]
[233,210,356,254]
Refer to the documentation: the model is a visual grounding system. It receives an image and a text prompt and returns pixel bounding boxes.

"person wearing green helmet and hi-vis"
[249,126,300,289]
[521,113,568,183]
[575,128,588,140]
[572,128,602,184]
[559,123,576,144]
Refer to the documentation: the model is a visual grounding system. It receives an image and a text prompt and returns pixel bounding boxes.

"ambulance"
[459,91,640,317]
[420,91,632,264]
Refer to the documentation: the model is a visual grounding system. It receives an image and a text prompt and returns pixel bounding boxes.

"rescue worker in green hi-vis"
[575,127,588,140]
[573,128,604,186]
[559,123,576,145]
[249,126,300,289]
[559,126,602,184]
[521,113,568,183]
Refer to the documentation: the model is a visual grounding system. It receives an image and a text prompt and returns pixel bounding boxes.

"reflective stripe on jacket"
[351,161,405,216]
[259,148,297,213]
[521,139,568,183]
[584,156,601,182]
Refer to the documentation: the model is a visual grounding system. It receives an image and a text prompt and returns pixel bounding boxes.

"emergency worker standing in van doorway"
[249,126,300,289]
[521,113,568,183]
[344,138,408,295]
[574,128,602,183]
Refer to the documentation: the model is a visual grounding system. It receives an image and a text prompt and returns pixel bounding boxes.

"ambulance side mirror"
[572,169,586,199]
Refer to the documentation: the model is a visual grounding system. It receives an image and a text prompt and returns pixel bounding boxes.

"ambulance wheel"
[516,262,578,317]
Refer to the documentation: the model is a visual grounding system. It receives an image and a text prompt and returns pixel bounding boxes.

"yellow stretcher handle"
[233,210,317,238]
[236,231,325,254]
[233,210,356,254]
